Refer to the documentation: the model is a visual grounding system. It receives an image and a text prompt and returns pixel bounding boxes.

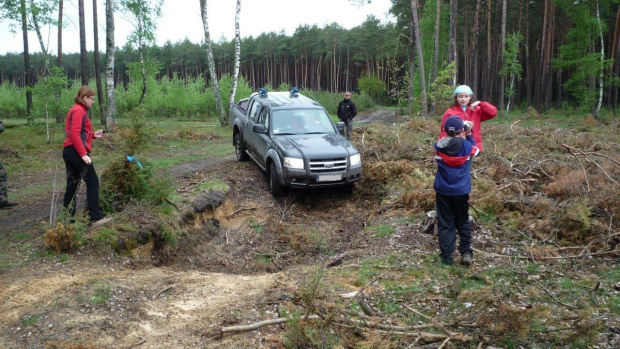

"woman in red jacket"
[439,85,497,153]
[63,86,109,225]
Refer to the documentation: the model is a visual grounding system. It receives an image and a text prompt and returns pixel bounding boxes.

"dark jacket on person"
[337,99,357,121]
[433,134,479,196]
[63,103,94,157]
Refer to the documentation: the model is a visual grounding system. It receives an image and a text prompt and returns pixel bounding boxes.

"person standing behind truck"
[0,119,18,209]
[337,91,357,140]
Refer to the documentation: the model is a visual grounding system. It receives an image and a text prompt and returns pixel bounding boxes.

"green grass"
[371,224,397,238]
[89,282,111,305]
[22,315,38,326]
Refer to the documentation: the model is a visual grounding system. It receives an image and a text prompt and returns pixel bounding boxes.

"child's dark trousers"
[436,192,472,259]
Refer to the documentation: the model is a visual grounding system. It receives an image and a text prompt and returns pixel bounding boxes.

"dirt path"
[0,138,385,347]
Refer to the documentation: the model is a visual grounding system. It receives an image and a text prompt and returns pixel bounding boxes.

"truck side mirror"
[336,121,345,134]
[253,124,267,134]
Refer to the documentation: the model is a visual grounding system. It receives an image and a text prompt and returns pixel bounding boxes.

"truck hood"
[273,133,357,158]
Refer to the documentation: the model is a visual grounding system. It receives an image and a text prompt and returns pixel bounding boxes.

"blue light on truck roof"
[258,88,268,97]
[290,87,299,97]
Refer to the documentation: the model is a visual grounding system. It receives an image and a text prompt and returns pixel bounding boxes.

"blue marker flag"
[126,155,143,169]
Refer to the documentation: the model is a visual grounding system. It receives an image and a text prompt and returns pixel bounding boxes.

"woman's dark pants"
[63,146,104,222]
[436,193,473,260]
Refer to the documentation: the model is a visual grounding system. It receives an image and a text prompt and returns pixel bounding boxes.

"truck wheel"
[270,162,286,197]
[234,132,249,161]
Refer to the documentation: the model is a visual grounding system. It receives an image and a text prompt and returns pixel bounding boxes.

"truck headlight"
[284,157,304,169]
[350,154,361,166]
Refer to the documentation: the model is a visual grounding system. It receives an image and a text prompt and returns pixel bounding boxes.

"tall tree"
[105,0,116,130]
[120,0,162,105]
[228,0,242,109]
[21,0,33,123]
[200,0,226,125]
[411,0,428,117]
[29,0,56,141]
[448,0,457,85]
[93,0,105,123]
[469,0,482,94]
[56,0,62,67]
[78,0,88,86]
[498,0,507,112]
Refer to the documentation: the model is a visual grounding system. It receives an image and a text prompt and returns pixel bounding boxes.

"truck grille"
[309,158,348,173]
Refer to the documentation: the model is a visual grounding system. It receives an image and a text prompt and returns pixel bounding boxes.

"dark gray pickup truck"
[230,89,362,197]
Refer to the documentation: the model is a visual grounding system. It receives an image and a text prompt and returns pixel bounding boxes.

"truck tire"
[270,162,286,197]
[234,131,249,162]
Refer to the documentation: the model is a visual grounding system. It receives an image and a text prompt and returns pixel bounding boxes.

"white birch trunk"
[228,0,242,111]
[200,0,226,125]
[105,0,116,130]
[595,0,604,118]
[411,0,428,117]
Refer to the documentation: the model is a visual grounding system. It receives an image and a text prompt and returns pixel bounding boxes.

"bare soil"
[1,109,619,348]
[0,109,401,348]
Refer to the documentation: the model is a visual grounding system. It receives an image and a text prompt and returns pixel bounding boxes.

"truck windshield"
[272,109,335,135]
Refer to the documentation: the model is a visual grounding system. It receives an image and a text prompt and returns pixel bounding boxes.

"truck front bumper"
[282,165,362,188]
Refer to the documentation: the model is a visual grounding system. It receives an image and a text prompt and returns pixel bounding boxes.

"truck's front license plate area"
[317,174,342,182]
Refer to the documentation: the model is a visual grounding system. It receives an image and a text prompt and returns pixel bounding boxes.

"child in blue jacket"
[434,116,479,266]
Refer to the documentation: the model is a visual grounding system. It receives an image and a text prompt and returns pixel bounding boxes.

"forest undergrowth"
[241,112,620,348]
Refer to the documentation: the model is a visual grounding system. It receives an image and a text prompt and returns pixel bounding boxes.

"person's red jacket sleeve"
[477,102,498,122]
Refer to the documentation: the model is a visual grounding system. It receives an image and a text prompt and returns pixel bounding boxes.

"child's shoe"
[441,256,454,266]
[461,252,473,266]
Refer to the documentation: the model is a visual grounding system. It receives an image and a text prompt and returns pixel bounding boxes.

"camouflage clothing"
[0,120,6,203]
[0,156,7,203]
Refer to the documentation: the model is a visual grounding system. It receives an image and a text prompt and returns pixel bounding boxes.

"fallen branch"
[404,304,453,337]
[206,315,321,338]
[228,206,256,217]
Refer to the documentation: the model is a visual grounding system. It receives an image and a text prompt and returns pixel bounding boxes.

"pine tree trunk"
[498,0,507,113]
[93,0,105,124]
[228,0,242,110]
[483,0,492,101]
[20,0,33,124]
[525,0,531,107]
[78,0,88,86]
[105,0,116,131]
[470,0,481,94]
[449,0,457,85]
[411,0,428,117]
[432,0,441,85]
[612,7,620,114]
[200,0,226,125]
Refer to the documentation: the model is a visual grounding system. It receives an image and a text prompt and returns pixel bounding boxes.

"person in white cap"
[439,85,497,153]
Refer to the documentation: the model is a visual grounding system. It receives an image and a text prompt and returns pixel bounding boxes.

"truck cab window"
[248,101,261,123]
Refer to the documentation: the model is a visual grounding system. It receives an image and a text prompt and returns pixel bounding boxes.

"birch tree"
[28,0,55,142]
[411,0,428,117]
[594,0,603,118]
[105,0,116,129]
[199,0,226,125]
[120,0,162,105]
[228,0,242,110]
